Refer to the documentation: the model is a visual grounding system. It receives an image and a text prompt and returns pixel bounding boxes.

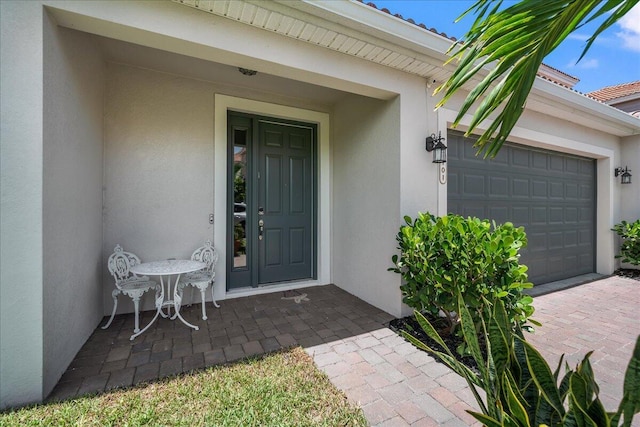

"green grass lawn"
[0,347,366,427]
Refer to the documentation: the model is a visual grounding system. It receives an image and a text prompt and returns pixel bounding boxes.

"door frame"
[214,95,331,299]
[226,111,318,289]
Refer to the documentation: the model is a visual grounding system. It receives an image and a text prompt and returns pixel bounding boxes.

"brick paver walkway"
[307,276,639,426]
[48,277,639,426]
[306,327,481,426]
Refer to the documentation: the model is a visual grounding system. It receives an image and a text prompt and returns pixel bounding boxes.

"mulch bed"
[391,270,639,372]
[613,268,640,280]
[388,313,484,373]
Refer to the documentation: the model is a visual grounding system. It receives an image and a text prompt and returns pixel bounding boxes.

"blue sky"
[372,1,640,94]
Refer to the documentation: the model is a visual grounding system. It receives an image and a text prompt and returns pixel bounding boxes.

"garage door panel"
[489,206,509,223]
[512,206,530,223]
[531,207,547,224]
[565,183,579,199]
[580,159,594,174]
[579,229,592,245]
[550,182,564,198]
[566,158,579,174]
[580,184,593,199]
[490,176,509,195]
[512,147,530,167]
[547,257,564,276]
[463,174,486,195]
[448,131,595,285]
[579,253,593,270]
[527,232,547,251]
[549,207,563,223]
[565,207,578,222]
[580,206,593,222]
[532,180,547,198]
[550,156,564,172]
[513,179,529,197]
[532,152,547,169]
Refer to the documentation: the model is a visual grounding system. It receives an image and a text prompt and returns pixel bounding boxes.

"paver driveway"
[308,275,639,426]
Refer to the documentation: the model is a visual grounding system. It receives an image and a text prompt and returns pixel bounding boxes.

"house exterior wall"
[620,134,640,222]
[42,17,106,397]
[332,95,403,316]
[103,63,216,312]
[0,1,46,409]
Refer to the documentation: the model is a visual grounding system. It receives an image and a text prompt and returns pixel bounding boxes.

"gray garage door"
[447,131,596,285]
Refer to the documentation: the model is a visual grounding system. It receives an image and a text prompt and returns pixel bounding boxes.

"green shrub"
[404,293,640,426]
[390,213,534,336]
[613,219,640,266]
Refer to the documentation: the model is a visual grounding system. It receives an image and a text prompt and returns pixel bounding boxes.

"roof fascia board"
[603,93,640,105]
[272,0,453,64]
[285,1,638,134]
[530,79,640,135]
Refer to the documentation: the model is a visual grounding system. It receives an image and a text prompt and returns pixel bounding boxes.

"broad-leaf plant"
[404,292,640,426]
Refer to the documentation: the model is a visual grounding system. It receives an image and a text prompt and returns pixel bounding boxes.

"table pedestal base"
[130,273,199,341]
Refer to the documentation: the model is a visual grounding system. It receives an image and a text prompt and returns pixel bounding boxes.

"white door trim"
[213,94,331,300]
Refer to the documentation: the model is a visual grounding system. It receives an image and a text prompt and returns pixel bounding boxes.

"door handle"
[258,219,264,240]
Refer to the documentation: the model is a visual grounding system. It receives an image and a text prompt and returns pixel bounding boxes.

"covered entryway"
[447,131,596,285]
[227,112,317,290]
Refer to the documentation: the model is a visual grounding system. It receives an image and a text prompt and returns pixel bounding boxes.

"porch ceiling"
[98,36,350,107]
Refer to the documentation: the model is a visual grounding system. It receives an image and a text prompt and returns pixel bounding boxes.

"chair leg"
[132,297,141,333]
[211,284,220,308]
[102,289,121,329]
[200,287,207,320]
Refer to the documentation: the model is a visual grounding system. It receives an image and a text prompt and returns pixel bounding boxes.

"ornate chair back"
[108,244,141,286]
[191,240,218,277]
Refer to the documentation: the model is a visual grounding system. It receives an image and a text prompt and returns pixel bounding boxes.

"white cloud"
[566,58,600,69]
[616,3,640,52]
[567,33,590,42]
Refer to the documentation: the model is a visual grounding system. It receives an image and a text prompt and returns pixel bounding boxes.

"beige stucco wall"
[332,95,404,316]
[43,20,106,395]
[103,63,216,312]
[0,1,46,409]
[616,134,640,269]
[619,134,640,221]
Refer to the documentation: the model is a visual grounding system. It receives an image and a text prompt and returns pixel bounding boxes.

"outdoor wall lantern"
[614,166,632,184]
[426,131,447,163]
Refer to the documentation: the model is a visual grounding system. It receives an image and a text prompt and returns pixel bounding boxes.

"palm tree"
[437,0,639,158]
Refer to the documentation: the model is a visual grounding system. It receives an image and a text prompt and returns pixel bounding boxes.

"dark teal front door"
[227,112,316,289]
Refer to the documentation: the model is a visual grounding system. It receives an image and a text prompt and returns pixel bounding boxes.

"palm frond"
[437,0,639,158]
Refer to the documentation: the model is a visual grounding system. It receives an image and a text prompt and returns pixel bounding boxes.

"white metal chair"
[102,244,160,334]
[178,240,220,320]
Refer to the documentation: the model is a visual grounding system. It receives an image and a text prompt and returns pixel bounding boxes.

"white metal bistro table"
[129,259,206,340]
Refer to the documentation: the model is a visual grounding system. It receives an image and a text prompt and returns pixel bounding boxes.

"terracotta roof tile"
[361,1,578,84]
[587,81,640,102]
[359,0,457,41]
